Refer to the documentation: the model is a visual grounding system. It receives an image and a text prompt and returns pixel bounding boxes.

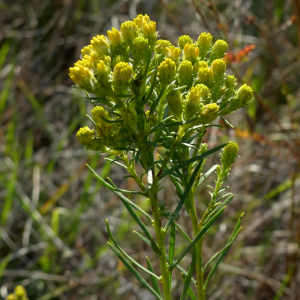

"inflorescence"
[69,14,253,153]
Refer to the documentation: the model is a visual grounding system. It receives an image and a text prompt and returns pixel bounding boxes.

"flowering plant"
[70,14,252,300]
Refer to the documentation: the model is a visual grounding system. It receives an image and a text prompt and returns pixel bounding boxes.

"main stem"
[149,178,172,300]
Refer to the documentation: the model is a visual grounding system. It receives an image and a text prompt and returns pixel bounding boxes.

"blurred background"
[1,0,300,299]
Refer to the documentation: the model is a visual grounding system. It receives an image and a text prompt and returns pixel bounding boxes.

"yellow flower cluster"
[70,14,253,153]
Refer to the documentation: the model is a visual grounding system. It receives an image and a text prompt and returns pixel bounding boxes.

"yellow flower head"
[211,40,228,59]
[166,90,183,119]
[158,58,176,86]
[69,64,94,89]
[133,14,150,29]
[211,59,226,77]
[178,35,193,50]
[178,60,193,86]
[107,28,122,46]
[81,45,94,57]
[121,21,138,45]
[76,126,104,150]
[183,43,199,63]
[237,84,253,104]
[143,21,156,38]
[166,45,181,62]
[155,40,172,55]
[113,62,133,85]
[91,35,110,56]
[198,67,214,86]
[197,32,213,48]
[198,103,220,124]
[221,142,239,170]
[91,106,110,124]
[193,60,208,73]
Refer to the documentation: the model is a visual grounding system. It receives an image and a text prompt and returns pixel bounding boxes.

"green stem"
[149,176,172,300]
[184,142,205,300]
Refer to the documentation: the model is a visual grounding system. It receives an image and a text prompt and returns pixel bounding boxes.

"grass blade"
[108,243,163,300]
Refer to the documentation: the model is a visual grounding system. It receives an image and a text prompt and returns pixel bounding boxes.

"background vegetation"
[1,0,300,299]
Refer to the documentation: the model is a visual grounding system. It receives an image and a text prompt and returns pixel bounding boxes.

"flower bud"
[143,21,156,38]
[211,40,228,60]
[197,32,213,58]
[166,45,181,62]
[197,103,219,124]
[178,35,193,50]
[193,60,208,73]
[133,14,150,29]
[225,75,236,88]
[113,62,133,92]
[14,286,27,300]
[96,122,112,140]
[211,59,226,78]
[237,84,253,105]
[91,35,110,56]
[166,90,183,118]
[121,21,138,46]
[76,127,104,150]
[6,295,16,300]
[195,83,210,101]
[132,37,149,62]
[183,43,199,63]
[121,106,138,131]
[107,28,122,47]
[158,58,176,86]
[221,141,239,171]
[184,86,204,119]
[155,40,172,55]
[199,143,208,154]
[69,64,96,91]
[96,60,110,84]
[91,106,110,124]
[179,60,193,86]
[81,45,94,57]
[198,67,214,86]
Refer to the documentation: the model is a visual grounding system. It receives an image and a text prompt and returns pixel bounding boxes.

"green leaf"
[106,220,160,280]
[150,87,165,115]
[168,223,176,285]
[170,207,226,270]
[87,165,153,227]
[196,165,218,188]
[181,274,197,300]
[203,213,243,292]
[165,159,203,232]
[220,117,234,128]
[146,257,162,299]
[105,158,127,169]
[180,248,197,300]
[151,238,163,256]
[86,114,96,126]
[206,194,234,222]
[108,243,163,300]
[160,143,228,179]
[133,230,151,246]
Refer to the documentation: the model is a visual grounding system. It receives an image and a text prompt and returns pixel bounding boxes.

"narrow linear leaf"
[108,243,163,300]
[105,158,127,169]
[160,143,228,179]
[86,114,96,125]
[151,238,163,256]
[196,165,218,188]
[150,87,165,115]
[87,165,153,227]
[206,194,234,222]
[146,257,162,299]
[106,220,160,280]
[180,248,197,300]
[204,213,243,292]
[133,231,151,246]
[169,223,176,285]
[171,207,226,270]
[220,117,234,128]
[165,159,203,232]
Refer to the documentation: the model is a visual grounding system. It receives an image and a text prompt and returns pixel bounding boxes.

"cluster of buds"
[70,15,253,154]
[6,286,28,300]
